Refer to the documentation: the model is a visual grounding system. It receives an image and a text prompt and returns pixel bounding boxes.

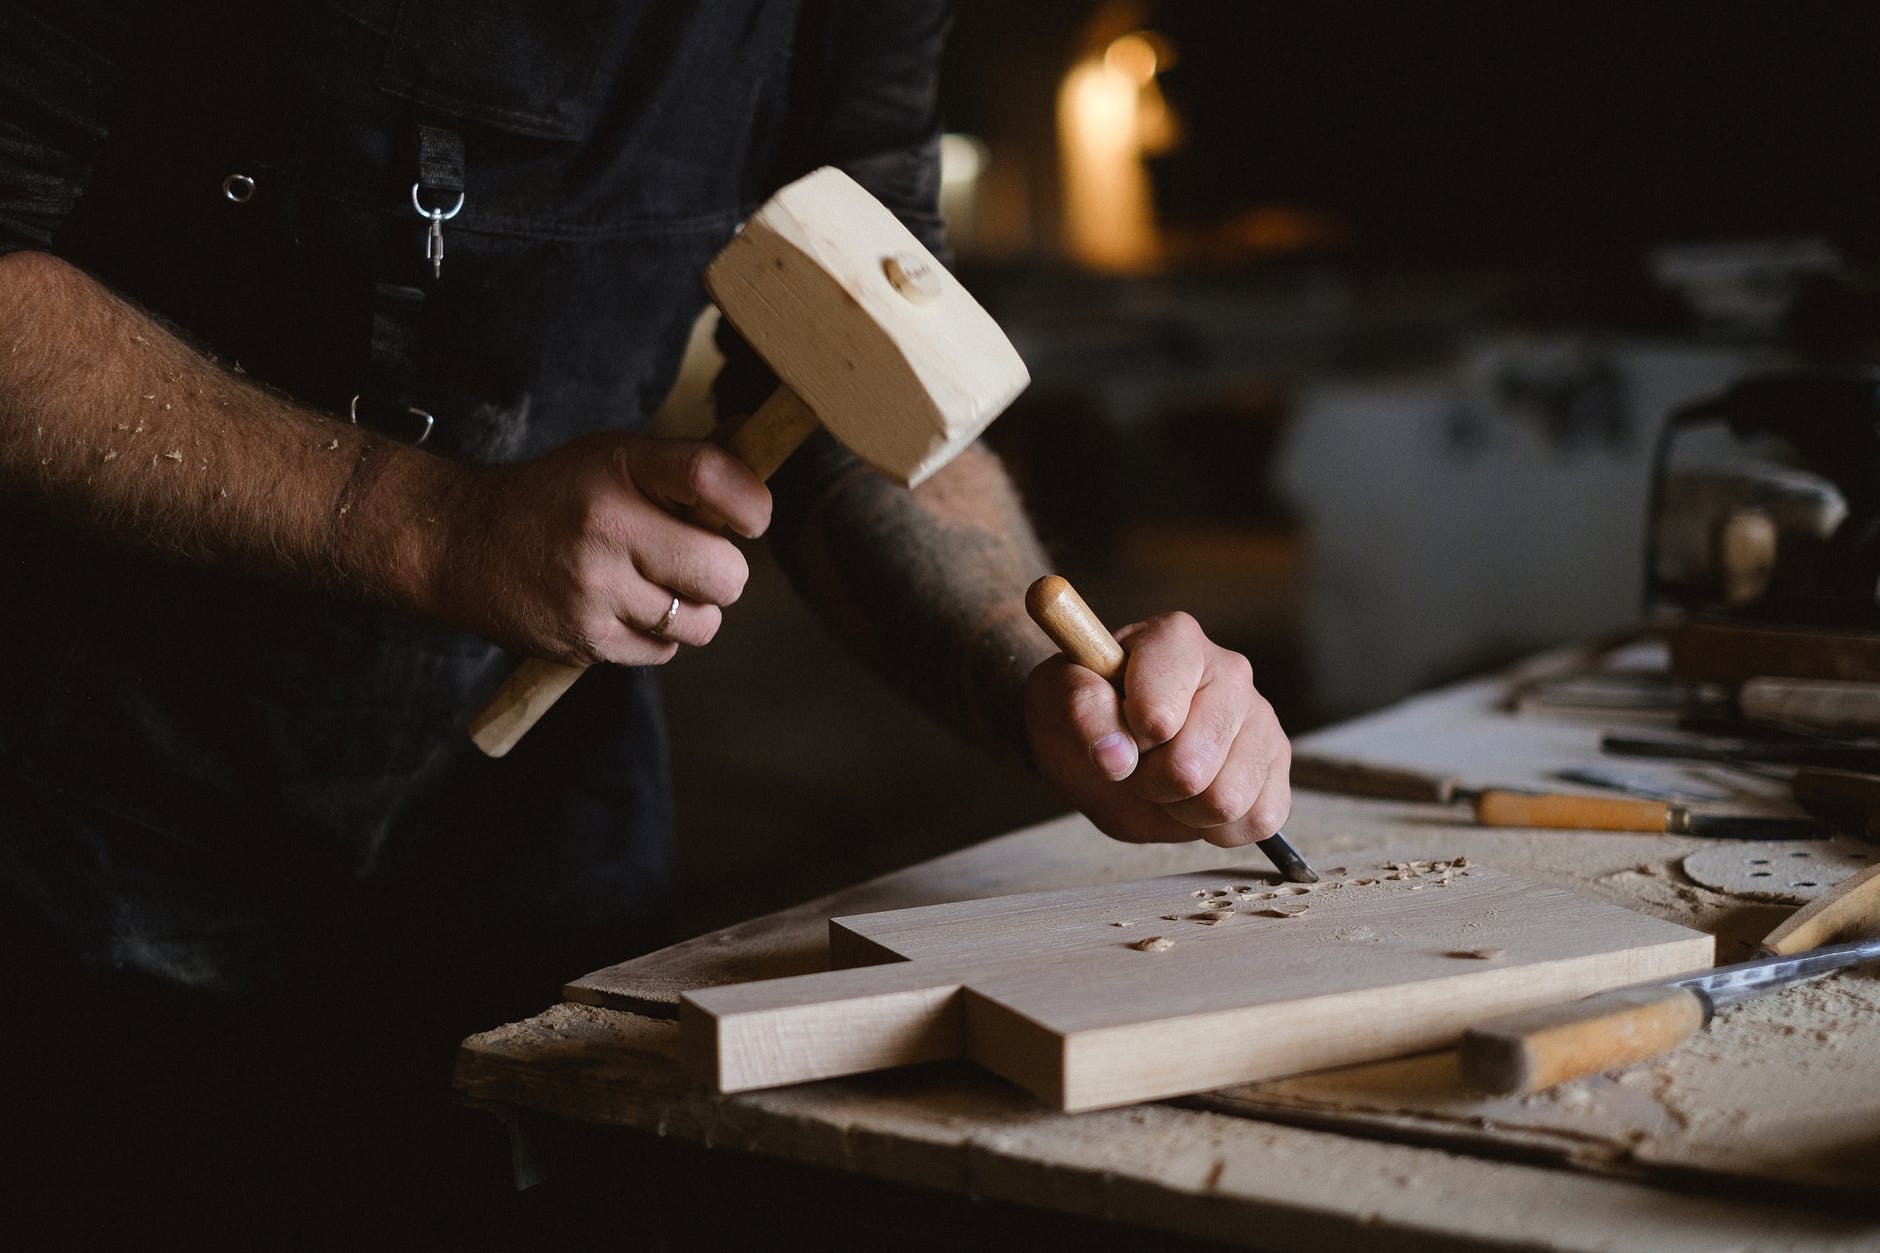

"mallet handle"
[468,386,819,758]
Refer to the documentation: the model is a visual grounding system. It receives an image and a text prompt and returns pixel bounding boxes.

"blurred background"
[659,1,1880,935]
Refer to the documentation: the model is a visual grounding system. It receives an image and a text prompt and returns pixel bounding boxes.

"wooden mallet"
[469,167,1031,756]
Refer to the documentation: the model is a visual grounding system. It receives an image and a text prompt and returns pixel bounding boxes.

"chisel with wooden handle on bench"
[1458,861,1880,1093]
[1291,753,1825,838]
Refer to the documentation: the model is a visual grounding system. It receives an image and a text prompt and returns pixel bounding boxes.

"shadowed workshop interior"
[659,1,1880,937]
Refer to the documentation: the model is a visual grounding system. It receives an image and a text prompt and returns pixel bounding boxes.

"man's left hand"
[1023,612,1292,849]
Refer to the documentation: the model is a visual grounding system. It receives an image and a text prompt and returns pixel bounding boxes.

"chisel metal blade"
[1673,933,1880,1014]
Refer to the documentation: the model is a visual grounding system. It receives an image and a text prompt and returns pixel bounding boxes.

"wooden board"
[1669,619,1880,684]
[681,860,1712,1112]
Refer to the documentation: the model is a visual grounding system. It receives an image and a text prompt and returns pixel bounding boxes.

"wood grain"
[682,863,1712,1111]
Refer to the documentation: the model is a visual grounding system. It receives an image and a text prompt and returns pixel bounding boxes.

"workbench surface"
[455,652,1880,1250]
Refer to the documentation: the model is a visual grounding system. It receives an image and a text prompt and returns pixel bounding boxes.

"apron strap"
[353,121,465,445]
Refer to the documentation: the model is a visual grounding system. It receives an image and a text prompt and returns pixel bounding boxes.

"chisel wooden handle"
[1458,985,1708,1094]
[1472,791,1671,831]
[468,388,820,758]
[1025,574,1319,884]
[1759,862,1880,956]
[1026,575,1126,682]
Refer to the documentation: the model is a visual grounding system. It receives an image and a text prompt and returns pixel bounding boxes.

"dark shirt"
[0,0,951,1015]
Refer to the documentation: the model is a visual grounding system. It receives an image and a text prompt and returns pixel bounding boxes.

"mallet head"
[705,167,1029,487]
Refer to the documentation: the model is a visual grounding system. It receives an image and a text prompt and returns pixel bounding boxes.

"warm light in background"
[1058,28,1180,273]
[1103,32,1159,84]
[938,132,990,255]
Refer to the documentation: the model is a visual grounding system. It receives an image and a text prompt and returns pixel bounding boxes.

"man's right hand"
[420,432,773,667]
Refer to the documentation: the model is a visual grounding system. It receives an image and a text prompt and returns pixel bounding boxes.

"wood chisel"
[1025,576,1318,883]
[1459,861,1880,1093]
[1738,677,1880,736]
[1290,753,1825,838]
[1603,732,1880,773]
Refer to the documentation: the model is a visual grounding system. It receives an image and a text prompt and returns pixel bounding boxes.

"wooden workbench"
[455,654,1880,1249]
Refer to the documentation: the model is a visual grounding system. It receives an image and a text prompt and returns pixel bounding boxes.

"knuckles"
[1130,698,1187,746]
[1159,742,1222,800]
[1062,670,1122,734]
[1247,792,1291,839]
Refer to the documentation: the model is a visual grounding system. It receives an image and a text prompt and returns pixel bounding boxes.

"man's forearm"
[769,439,1058,762]
[0,249,454,609]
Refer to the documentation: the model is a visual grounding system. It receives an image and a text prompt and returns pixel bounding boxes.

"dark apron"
[0,0,800,1021]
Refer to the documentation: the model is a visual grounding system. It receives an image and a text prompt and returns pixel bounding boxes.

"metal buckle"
[350,394,435,446]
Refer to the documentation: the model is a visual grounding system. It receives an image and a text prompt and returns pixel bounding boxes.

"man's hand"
[417,432,772,666]
[1023,612,1292,848]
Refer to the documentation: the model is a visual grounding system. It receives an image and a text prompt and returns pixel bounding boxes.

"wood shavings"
[1446,947,1505,960]
[1191,890,1210,899]
[1160,914,1180,922]
[1198,908,1235,923]
[1131,935,1174,952]
[161,450,182,461]
[101,450,117,462]
[1110,921,1133,927]
[1260,904,1310,919]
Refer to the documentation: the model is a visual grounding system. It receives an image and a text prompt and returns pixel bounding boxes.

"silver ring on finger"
[650,594,682,640]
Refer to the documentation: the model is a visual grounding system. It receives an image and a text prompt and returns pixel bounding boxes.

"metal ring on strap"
[409,184,465,220]
[350,394,436,446]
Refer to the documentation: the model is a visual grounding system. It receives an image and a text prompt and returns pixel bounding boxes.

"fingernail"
[1092,732,1137,780]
